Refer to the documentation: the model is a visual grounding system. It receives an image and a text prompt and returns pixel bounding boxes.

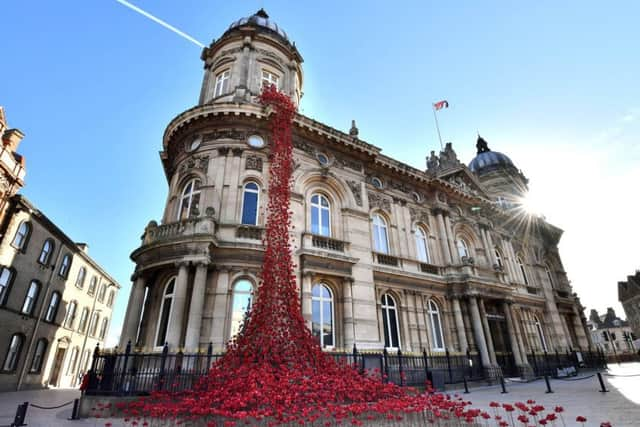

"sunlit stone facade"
[120,10,592,375]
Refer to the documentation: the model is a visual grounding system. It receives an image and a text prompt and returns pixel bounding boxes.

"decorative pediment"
[245,155,263,172]
[367,191,392,212]
[438,167,489,198]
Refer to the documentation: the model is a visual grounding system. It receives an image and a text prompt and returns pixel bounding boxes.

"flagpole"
[432,106,444,150]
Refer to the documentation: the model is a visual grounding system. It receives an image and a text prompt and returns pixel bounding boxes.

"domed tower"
[198,9,304,106]
[468,136,528,205]
[121,10,304,352]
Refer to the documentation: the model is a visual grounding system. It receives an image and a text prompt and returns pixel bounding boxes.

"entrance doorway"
[49,347,66,387]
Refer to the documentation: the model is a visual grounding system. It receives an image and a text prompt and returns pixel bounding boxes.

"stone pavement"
[1,363,639,427]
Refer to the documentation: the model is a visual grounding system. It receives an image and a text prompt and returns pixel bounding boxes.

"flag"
[433,100,449,111]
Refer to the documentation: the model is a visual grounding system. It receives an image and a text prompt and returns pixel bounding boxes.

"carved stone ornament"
[179,155,209,174]
[367,191,391,212]
[347,180,362,206]
[335,157,363,172]
[292,138,315,155]
[203,129,248,142]
[246,155,263,172]
[409,208,430,225]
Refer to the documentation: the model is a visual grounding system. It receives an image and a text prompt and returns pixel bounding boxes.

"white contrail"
[115,0,205,48]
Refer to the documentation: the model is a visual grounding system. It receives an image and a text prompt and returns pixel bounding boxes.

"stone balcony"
[140,216,217,247]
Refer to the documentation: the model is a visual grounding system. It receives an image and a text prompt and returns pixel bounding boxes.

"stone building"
[587,308,636,354]
[618,271,640,345]
[119,10,591,376]
[0,108,120,391]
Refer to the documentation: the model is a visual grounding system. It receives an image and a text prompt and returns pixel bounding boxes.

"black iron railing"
[84,342,607,396]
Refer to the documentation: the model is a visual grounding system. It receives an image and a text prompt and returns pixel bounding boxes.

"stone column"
[166,263,190,349]
[343,277,355,349]
[443,214,460,264]
[451,297,468,352]
[482,228,497,267]
[501,240,517,282]
[406,292,421,350]
[400,294,412,352]
[512,307,530,357]
[468,296,491,368]
[119,275,146,348]
[571,304,590,349]
[434,210,452,264]
[185,263,208,351]
[210,268,230,350]
[478,298,498,365]
[302,272,313,330]
[502,301,525,366]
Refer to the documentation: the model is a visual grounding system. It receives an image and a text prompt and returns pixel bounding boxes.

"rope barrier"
[29,400,75,410]
[555,374,596,381]
[603,373,640,378]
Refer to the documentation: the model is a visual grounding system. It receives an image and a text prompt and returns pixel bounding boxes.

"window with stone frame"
[261,70,280,89]
[241,182,260,226]
[38,239,55,265]
[75,267,86,289]
[155,277,176,348]
[59,254,72,278]
[2,333,24,372]
[381,293,400,349]
[12,221,31,251]
[311,284,334,348]
[0,267,15,306]
[44,291,61,322]
[310,194,331,237]
[177,178,201,221]
[21,280,41,315]
[372,214,389,254]
[230,280,253,339]
[29,338,48,373]
[427,300,445,351]
[415,226,430,263]
[213,69,230,97]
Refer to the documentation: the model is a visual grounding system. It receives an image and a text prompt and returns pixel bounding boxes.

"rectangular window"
[261,70,279,89]
[214,70,230,97]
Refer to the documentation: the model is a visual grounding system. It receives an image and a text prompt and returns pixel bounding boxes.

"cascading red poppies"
[110,86,598,427]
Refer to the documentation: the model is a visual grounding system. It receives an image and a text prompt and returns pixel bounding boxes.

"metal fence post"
[543,350,550,377]
[119,340,131,395]
[466,349,473,379]
[422,348,429,385]
[383,348,389,383]
[445,348,453,383]
[157,342,168,391]
[207,342,213,370]
[531,349,538,376]
[398,348,404,386]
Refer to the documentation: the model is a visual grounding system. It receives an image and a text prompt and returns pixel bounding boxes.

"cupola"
[198,9,304,106]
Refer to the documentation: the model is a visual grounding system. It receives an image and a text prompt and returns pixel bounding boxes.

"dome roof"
[226,9,289,42]
[468,136,515,173]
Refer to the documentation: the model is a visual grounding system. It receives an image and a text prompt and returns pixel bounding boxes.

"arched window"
[67,347,79,376]
[230,280,253,339]
[534,316,548,351]
[427,300,445,351]
[44,291,61,322]
[59,254,72,278]
[214,69,230,97]
[155,277,175,347]
[2,333,24,372]
[97,283,107,302]
[38,239,55,265]
[87,276,97,296]
[545,266,555,287]
[177,178,202,220]
[310,194,331,237]
[12,221,31,251]
[21,280,40,315]
[99,317,109,340]
[29,338,48,373]
[381,293,400,349]
[494,247,503,269]
[78,307,89,333]
[64,301,78,329]
[75,267,86,289]
[456,238,469,259]
[372,214,389,254]
[241,182,260,225]
[89,312,100,337]
[517,257,528,285]
[415,226,430,263]
[106,289,115,307]
[0,267,15,306]
[261,70,280,89]
[312,284,334,348]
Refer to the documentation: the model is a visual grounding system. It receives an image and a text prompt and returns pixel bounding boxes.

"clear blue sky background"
[1,1,639,345]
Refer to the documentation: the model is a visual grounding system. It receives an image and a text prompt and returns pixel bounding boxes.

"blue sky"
[1,1,639,345]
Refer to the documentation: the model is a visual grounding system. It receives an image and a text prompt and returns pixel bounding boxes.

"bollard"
[11,401,28,427]
[463,376,470,394]
[500,375,508,394]
[597,372,609,393]
[68,398,80,420]
[544,374,554,393]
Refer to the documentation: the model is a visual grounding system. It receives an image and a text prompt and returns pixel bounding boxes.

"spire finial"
[349,120,359,138]
[255,8,269,19]
[476,134,490,154]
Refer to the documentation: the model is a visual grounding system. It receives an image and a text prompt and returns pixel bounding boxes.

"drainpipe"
[17,246,64,390]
